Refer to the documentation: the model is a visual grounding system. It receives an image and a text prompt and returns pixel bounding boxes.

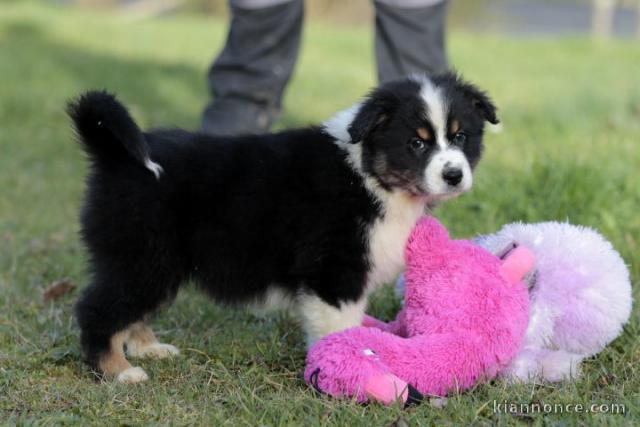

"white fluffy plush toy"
[474,221,633,382]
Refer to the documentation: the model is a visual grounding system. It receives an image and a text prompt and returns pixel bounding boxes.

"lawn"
[1,2,639,425]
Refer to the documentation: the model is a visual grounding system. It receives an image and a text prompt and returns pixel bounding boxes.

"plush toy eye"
[408,138,426,152]
[363,348,377,356]
[452,132,467,145]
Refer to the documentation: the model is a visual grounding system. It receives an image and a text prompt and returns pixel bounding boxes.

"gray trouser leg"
[374,0,449,83]
[202,0,303,135]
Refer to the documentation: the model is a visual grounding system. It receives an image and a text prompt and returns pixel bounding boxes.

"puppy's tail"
[67,90,163,179]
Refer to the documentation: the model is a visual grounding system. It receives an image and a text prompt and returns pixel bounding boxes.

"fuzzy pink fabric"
[305,217,532,404]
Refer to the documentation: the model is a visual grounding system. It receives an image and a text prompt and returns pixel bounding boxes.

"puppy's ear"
[348,92,393,143]
[456,78,499,125]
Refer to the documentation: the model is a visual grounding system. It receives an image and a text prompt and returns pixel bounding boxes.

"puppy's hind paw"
[128,343,180,359]
[117,366,149,384]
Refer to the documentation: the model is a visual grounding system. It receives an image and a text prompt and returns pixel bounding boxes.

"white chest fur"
[322,108,427,292]
[366,192,425,291]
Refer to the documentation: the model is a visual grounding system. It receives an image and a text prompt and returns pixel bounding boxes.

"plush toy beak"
[499,246,536,285]
[365,374,410,405]
[405,384,424,407]
[364,373,425,407]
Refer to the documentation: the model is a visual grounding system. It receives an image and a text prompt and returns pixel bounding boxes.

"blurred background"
[1,1,639,424]
[51,0,640,37]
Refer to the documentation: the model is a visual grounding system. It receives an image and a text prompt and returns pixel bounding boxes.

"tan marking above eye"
[450,119,460,134]
[416,127,431,140]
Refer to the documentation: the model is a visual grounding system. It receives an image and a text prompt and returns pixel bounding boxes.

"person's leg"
[374,0,449,83]
[202,0,304,136]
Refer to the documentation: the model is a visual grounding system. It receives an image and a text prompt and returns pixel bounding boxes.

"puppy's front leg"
[298,293,367,346]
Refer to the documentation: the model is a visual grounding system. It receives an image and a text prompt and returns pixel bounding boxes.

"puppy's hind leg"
[125,322,180,359]
[100,328,149,384]
[75,282,151,384]
[75,271,180,383]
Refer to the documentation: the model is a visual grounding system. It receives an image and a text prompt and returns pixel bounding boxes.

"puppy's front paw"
[117,366,149,383]
[128,343,180,359]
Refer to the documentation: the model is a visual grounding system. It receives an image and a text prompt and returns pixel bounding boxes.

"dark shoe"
[201,98,278,136]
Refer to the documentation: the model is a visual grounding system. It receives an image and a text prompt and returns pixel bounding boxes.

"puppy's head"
[343,73,498,202]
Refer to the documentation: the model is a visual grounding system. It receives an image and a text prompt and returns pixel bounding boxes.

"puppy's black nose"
[442,167,463,186]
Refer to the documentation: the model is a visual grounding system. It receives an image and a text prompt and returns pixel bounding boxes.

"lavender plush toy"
[474,221,633,382]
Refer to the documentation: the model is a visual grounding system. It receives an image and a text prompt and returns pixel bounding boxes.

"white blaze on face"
[418,78,473,197]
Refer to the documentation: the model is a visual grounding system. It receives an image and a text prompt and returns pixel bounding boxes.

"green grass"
[1,2,639,425]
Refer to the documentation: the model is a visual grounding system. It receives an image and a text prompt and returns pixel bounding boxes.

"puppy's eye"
[408,138,426,152]
[452,132,467,145]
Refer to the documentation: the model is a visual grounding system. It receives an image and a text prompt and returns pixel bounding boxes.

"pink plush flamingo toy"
[304,217,534,406]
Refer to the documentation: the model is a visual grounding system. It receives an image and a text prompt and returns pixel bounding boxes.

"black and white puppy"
[70,73,498,383]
